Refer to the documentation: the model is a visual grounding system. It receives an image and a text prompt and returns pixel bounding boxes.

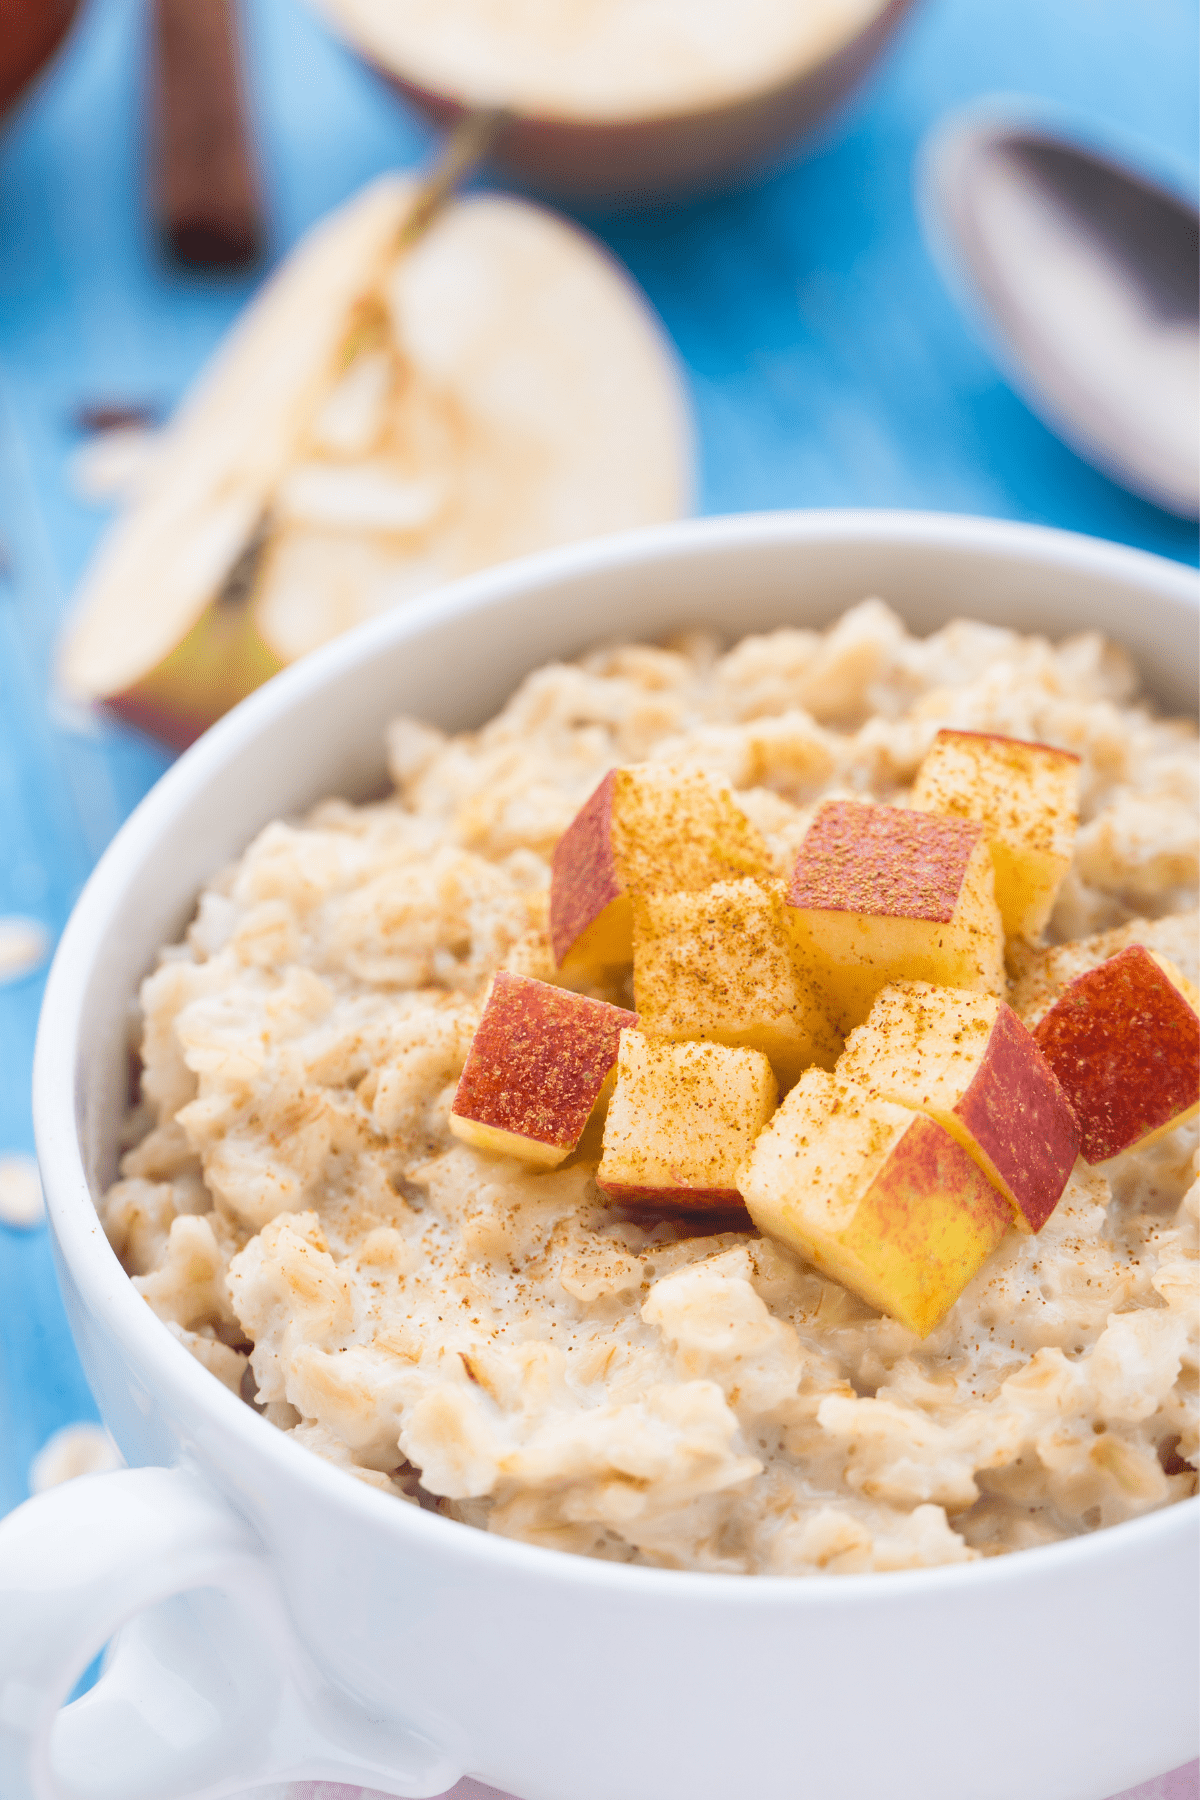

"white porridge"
[102,599,1199,1575]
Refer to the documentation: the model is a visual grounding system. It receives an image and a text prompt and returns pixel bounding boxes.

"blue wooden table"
[1,0,1197,1516]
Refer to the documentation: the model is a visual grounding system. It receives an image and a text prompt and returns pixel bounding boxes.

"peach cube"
[1032,945,1200,1163]
[737,1069,1011,1338]
[632,877,841,1087]
[597,1030,777,1211]
[909,729,1080,940]
[838,982,1078,1232]
[549,765,770,978]
[784,801,1004,1032]
[450,972,637,1167]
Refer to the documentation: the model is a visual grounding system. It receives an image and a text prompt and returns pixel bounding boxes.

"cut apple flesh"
[1032,945,1200,1163]
[450,972,636,1167]
[597,1030,777,1210]
[909,729,1080,941]
[738,1069,1011,1337]
[784,800,1004,1033]
[549,766,770,977]
[311,0,911,198]
[838,982,1079,1233]
[59,177,694,750]
[632,877,841,1087]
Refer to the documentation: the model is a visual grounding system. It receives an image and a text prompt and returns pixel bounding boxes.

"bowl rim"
[34,507,1200,1604]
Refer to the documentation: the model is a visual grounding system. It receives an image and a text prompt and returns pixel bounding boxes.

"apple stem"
[397,109,511,252]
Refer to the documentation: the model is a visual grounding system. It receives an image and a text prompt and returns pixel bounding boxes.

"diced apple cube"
[783,801,1004,1033]
[1032,944,1200,1163]
[632,877,841,1087]
[837,981,1078,1232]
[1008,913,1199,1029]
[909,729,1080,940]
[737,1068,1011,1338]
[549,765,771,978]
[597,1030,777,1210]
[450,972,637,1167]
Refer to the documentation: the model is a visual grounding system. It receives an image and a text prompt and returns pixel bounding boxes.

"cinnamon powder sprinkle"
[788,801,983,922]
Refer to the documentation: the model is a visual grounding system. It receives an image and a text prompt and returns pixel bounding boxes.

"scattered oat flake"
[29,1423,124,1493]
[69,424,161,504]
[0,1154,44,1227]
[0,915,49,985]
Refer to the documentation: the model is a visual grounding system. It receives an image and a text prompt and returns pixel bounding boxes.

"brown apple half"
[450,972,637,1167]
[59,176,694,750]
[309,0,916,200]
[1032,945,1200,1164]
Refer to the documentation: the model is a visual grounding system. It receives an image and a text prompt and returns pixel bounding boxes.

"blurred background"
[1,0,1197,1519]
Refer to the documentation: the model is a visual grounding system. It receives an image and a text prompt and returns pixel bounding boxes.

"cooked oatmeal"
[102,600,1199,1573]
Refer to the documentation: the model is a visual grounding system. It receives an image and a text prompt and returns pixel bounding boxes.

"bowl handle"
[0,1464,462,1800]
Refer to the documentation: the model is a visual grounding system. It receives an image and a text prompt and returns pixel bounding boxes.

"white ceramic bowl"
[5,512,1198,1800]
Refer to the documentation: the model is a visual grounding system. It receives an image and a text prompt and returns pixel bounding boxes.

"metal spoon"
[919,105,1199,518]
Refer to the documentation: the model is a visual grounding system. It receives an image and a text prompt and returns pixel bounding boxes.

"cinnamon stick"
[150,0,261,269]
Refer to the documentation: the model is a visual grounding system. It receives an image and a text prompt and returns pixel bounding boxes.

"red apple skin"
[929,727,1080,763]
[863,1114,1011,1250]
[955,1003,1079,1231]
[549,771,622,967]
[376,0,917,202]
[596,1180,749,1216]
[788,800,983,921]
[104,691,208,754]
[852,1114,1012,1336]
[104,688,244,754]
[451,971,636,1152]
[1033,945,1200,1163]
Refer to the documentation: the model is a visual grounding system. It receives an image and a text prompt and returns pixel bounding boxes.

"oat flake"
[0,916,49,986]
[29,1423,124,1493]
[0,1154,45,1228]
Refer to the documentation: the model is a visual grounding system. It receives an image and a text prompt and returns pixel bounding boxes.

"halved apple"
[449,972,636,1167]
[549,766,770,979]
[909,729,1080,941]
[59,177,694,750]
[309,0,915,201]
[738,1067,1011,1337]
[1032,944,1200,1163]
[632,877,841,1087]
[838,981,1079,1232]
[597,1030,777,1210]
[783,800,1004,1033]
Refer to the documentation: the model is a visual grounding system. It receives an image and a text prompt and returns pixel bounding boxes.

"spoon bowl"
[920,106,1200,518]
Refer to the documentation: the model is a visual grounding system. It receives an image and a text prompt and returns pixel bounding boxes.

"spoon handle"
[150,0,261,269]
